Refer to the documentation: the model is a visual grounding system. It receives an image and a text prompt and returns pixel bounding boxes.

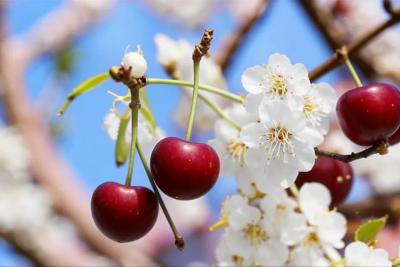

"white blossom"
[240,101,316,188]
[0,127,30,181]
[103,110,165,160]
[208,104,257,177]
[154,34,229,133]
[144,0,213,28]
[344,241,392,267]
[301,82,337,141]
[241,53,311,114]
[121,46,147,78]
[223,195,289,266]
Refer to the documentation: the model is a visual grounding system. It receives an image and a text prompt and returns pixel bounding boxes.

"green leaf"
[115,115,129,167]
[57,72,109,116]
[355,216,387,246]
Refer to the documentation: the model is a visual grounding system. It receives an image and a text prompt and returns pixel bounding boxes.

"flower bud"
[121,47,147,78]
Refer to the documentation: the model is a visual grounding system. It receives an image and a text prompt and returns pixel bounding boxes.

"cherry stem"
[314,141,389,163]
[330,258,345,267]
[145,78,244,104]
[185,60,201,141]
[289,183,299,199]
[124,86,140,186]
[135,140,185,251]
[198,93,241,131]
[339,47,363,87]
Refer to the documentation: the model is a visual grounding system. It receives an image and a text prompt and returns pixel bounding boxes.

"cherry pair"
[91,137,220,242]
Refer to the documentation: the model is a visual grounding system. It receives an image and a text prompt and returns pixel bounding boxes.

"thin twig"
[339,192,400,224]
[215,0,271,72]
[315,141,389,163]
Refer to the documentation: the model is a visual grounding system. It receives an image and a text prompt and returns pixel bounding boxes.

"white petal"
[345,241,369,266]
[241,65,266,94]
[244,93,263,114]
[299,183,331,224]
[254,241,289,266]
[240,123,264,148]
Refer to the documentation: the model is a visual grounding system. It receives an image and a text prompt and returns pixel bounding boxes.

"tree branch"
[0,2,155,266]
[215,0,271,72]
[299,0,400,82]
[315,141,389,163]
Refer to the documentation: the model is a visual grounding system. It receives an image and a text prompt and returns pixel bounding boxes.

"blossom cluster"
[215,183,346,266]
[0,127,112,265]
[209,53,336,191]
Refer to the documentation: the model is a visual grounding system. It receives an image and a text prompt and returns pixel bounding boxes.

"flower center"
[303,97,316,118]
[305,232,320,247]
[231,255,244,265]
[270,74,288,97]
[260,123,294,162]
[226,140,247,166]
[243,224,268,246]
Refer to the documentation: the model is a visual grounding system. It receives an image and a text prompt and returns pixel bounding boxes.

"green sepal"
[57,72,109,116]
[115,116,129,167]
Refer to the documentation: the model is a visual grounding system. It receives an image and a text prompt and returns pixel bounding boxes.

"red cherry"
[336,83,400,146]
[389,127,400,145]
[91,182,158,242]
[336,84,400,146]
[150,137,220,200]
[295,156,353,205]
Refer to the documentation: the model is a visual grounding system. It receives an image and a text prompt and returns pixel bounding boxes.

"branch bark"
[0,2,155,266]
[215,0,271,72]
[299,0,400,82]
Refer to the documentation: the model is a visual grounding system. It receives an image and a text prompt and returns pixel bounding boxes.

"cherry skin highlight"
[91,182,159,242]
[295,156,353,206]
[150,137,220,200]
[336,83,400,146]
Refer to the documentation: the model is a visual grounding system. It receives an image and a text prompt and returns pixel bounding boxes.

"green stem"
[124,87,140,186]
[136,141,185,251]
[198,93,241,131]
[330,258,345,267]
[393,258,400,266]
[344,56,363,87]
[146,78,244,104]
[185,61,201,141]
[290,183,299,199]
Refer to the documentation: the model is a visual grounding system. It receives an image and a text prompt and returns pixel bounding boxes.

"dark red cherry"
[150,137,220,200]
[91,182,158,242]
[336,83,400,146]
[296,156,353,206]
[389,127,400,145]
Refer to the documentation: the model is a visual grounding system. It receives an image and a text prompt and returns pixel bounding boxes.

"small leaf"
[355,216,387,246]
[115,116,129,167]
[57,72,109,116]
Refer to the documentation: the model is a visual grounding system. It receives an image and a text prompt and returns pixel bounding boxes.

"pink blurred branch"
[0,2,156,266]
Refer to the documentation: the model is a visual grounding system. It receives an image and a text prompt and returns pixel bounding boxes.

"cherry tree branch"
[315,141,389,163]
[299,0,400,82]
[215,0,271,72]
[0,2,155,266]
[339,192,400,224]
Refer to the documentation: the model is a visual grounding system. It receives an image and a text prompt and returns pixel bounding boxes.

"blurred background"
[1,0,400,265]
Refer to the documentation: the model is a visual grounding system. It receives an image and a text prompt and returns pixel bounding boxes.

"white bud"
[121,47,147,78]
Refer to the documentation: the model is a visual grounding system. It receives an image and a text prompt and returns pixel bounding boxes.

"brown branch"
[315,141,389,163]
[300,0,400,82]
[215,0,271,72]
[339,192,400,224]
[0,3,156,266]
